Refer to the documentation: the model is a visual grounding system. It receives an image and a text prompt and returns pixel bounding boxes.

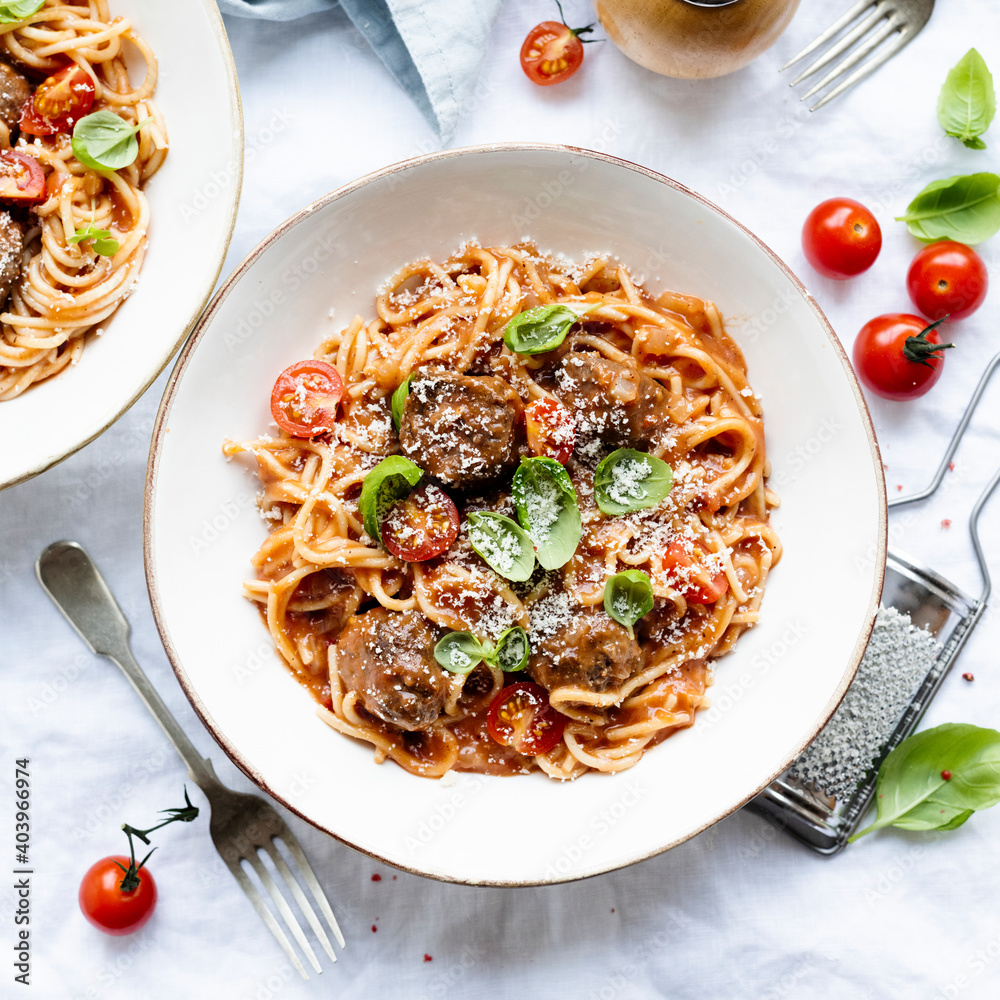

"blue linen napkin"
[217,0,502,142]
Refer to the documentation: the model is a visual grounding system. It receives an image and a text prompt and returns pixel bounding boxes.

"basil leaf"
[503,304,583,355]
[72,111,150,172]
[0,1,43,23]
[594,448,673,516]
[603,570,654,636]
[433,632,486,674]
[68,225,119,257]
[390,373,414,431]
[358,455,422,543]
[938,49,995,150]
[850,723,1000,841]
[511,456,582,571]
[493,626,530,672]
[467,511,536,582]
[897,173,1000,244]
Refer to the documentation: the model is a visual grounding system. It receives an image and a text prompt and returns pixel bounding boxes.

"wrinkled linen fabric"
[218,0,502,141]
[6,1,1000,998]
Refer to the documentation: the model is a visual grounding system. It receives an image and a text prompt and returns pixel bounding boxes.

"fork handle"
[36,540,220,792]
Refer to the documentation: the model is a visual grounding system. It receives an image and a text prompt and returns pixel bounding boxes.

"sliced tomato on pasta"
[270,359,344,437]
[662,538,728,605]
[525,397,575,464]
[19,64,95,136]
[0,151,45,205]
[381,483,459,562]
[487,681,566,755]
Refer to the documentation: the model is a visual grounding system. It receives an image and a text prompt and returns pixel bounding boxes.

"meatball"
[0,212,22,307]
[334,608,450,730]
[554,351,668,449]
[398,372,523,488]
[528,605,642,693]
[0,62,30,133]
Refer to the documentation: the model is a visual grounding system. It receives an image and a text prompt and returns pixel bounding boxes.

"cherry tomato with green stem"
[79,856,157,936]
[802,197,882,279]
[906,240,988,321]
[852,314,954,401]
[520,2,596,86]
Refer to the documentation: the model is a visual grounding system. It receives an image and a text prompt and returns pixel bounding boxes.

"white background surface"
[3,1,1000,997]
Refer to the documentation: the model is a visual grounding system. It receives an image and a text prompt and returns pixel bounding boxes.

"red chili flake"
[941,519,952,529]
[372,925,378,933]
[611,908,616,913]
[949,462,955,472]
[371,873,382,882]
[963,672,975,682]
[392,875,397,881]
[941,770,952,781]
[896,484,903,492]
[423,954,433,963]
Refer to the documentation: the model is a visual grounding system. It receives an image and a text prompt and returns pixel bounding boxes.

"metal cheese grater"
[747,353,1000,854]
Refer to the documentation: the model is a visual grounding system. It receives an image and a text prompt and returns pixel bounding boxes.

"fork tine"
[276,830,347,950]
[788,7,887,85]
[220,852,309,980]
[808,27,912,111]
[245,850,323,974]
[780,0,877,70]
[263,838,339,963]
[800,18,899,99]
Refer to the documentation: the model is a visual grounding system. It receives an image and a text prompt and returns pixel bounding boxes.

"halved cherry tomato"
[381,482,459,562]
[270,359,344,437]
[79,856,157,936]
[486,681,567,755]
[662,538,728,605]
[19,64,96,136]
[801,197,881,279]
[906,241,988,322]
[525,397,576,464]
[852,313,953,401]
[0,150,45,205]
[520,7,594,86]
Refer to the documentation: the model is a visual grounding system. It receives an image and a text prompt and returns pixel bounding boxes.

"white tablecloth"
[5,1,1000,997]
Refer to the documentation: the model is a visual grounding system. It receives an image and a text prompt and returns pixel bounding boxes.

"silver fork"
[782,0,935,111]
[36,540,345,979]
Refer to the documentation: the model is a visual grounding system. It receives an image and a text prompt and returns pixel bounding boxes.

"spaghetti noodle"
[0,0,167,400]
[227,242,781,780]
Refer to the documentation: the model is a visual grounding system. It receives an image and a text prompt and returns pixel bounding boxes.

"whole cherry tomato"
[852,314,953,401]
[520,3,595,86]
[906,240,988,321]
[79,856,157,936]
[381,482,459,562]
[270,359,344,437]
[801,197,882,279]
[486,681,567,755]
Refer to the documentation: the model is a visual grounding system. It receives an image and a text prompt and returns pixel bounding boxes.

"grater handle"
[969,465,1000,606]
[888,351,1000,511]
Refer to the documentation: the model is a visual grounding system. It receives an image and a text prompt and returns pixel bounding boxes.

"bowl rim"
[144,141,888,885]
[0,0,244,491]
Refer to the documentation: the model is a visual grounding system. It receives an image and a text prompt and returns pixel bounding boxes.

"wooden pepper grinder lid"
[595,0,801,79]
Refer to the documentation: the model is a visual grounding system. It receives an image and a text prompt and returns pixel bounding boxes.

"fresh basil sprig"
[594,448,673,516]
[358,455,422,543]
[72,111,150,172]
[390,373,414,431]
[897,173,1000,244]
[603,570,654,637]
[0,1,43,23]
[433,626,530,674]
[467,511,536,582]
[512,456,582,571]
[503,303,587,355]
[68,224,119,257]
[850,723,1000,841]
[938,49,995,150]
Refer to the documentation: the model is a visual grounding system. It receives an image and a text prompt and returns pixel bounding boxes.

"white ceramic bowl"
[145,145,886,885]
[0,0,242,489]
